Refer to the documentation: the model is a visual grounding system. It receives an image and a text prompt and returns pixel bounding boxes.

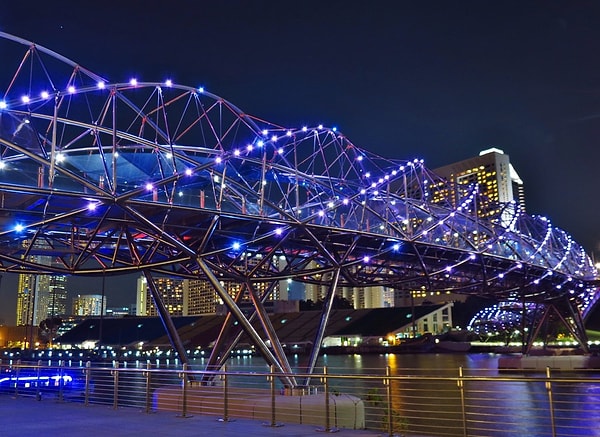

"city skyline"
[1,2,599,324]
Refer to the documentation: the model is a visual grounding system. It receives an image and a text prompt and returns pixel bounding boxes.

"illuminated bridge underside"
[0,33,598,378]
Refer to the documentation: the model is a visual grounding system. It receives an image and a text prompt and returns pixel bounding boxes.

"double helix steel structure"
[0,33,598,383]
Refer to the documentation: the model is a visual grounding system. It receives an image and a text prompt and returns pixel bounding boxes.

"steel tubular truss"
[0,33,598,382]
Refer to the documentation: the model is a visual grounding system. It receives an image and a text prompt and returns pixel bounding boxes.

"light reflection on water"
[192,353,600,436]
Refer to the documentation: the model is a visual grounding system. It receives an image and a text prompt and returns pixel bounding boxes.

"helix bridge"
[0,32,598,385]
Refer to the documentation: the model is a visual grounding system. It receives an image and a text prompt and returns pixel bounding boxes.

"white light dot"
[198,86,205,93]
[234,149,240,156]
[271,135,278,142]
[286,130,292,136]
[146,183,153,191]
[21,95,30,104]
[130,78,138,86]
[318,124,323,129]
[302,126,307,132]
[0,101,6,109]
[97,81,106,89]
[262,129,268,136]
[40,91,50,99]
[68,85,76,94]
[185,168,192,176]
[165,79,173,87]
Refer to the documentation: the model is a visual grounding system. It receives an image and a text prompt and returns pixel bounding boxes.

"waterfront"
[4,352,599,436]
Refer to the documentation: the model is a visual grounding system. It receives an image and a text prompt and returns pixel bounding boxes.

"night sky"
[1,1,600,325]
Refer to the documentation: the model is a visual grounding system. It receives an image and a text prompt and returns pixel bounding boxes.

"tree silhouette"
[39,317,63,345]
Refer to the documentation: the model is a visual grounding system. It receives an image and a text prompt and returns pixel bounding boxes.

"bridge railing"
[1,359,599,436]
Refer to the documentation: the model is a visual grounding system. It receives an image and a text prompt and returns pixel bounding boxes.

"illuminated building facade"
[432,147,525,218]
[72,294,106,316]
[136,276,186,316]
[136,254,285,316]
[16,241,68,326]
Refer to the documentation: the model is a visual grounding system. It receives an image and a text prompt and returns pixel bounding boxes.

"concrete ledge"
[498,355,600,371]
[154,385,365,430]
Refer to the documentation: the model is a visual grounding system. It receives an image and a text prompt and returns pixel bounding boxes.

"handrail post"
[36,360,42,401]
[270,364,276,426]
[144,362,152,414]
[458,366,467,437]
[112,361,119,409]
[13,359,20,398]
[317,366,338,433]
[218,365,231,422]
[385,366,392,436]
[84,361,91,406]
[178,363,189,418]
[58,360,65,402]
[546,367,556,437]
[264,364,283,427]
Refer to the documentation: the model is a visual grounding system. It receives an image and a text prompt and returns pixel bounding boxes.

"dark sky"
[1,1,600,324]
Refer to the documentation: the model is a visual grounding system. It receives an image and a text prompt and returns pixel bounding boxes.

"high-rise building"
[136,254,286,316]
[432,147,525,219]
[16,241,68,326]
[136,276,186,316]
[72,294,106,316]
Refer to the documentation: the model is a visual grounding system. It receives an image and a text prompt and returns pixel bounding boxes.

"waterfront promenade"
[0,395,382,437]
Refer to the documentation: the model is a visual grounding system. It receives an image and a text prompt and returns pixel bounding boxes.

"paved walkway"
[0,394,384,437]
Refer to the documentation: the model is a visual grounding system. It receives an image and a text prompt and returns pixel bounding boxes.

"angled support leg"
[143,270,191,371]
[304,268,341,385]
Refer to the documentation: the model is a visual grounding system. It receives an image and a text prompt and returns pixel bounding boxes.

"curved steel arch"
[0,32,598,377]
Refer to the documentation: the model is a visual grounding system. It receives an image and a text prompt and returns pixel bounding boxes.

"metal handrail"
[1,359,598,436]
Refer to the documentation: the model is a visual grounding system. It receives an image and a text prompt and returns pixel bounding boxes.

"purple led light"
[145,183,153,191]
[68,85,76,94]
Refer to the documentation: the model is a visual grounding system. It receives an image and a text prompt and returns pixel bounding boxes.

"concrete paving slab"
[0,394,382,437]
